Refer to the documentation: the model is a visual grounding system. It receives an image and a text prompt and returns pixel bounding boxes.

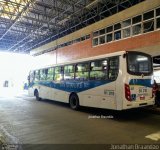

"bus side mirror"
[123,54,126,58]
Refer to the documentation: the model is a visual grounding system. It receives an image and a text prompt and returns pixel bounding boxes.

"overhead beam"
[0,0,36,40]
[8,0,85,52]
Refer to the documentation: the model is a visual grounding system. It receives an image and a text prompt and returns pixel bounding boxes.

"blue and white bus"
[28,51,155,110]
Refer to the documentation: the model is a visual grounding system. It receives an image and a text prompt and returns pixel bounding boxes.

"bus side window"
[75,62,89,80]
[35,70,40,82]
[54,66,64,81]
[90,59,108,80]
[64,65,74,80]
[40,69,47,81]
[46,68,54,81]
[108,57,119,80]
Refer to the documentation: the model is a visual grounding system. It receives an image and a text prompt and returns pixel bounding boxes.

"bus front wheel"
[69,94,79,110]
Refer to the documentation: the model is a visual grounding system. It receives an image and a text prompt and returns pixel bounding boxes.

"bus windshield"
[127,52,152,75]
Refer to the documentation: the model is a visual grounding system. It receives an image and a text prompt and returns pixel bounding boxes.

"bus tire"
[69,94,79,110]
[34,90,41,101]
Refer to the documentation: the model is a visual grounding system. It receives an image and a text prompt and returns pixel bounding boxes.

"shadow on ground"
[38,98,155,122]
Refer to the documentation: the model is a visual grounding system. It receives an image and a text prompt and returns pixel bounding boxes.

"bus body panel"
[78,81,117,110]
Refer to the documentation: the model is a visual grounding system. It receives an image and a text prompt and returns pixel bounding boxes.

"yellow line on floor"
[145,131,160,141]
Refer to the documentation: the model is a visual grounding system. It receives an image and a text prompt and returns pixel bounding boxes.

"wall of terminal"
[32,0,160,67]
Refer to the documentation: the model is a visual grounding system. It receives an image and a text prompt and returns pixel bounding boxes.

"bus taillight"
[125,84,131,101]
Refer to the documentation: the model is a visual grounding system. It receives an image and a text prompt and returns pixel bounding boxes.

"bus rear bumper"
[123,100,155,109]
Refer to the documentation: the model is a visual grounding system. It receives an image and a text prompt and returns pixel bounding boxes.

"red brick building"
[31,0,160,67]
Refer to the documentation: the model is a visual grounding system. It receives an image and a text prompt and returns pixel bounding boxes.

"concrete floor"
[0,88,160,149]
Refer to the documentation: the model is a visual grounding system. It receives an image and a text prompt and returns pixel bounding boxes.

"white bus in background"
[28,51,155,110]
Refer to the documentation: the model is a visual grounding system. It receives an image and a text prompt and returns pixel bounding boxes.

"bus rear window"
[127,52,152,75]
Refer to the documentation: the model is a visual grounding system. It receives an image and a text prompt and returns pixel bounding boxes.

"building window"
[93,31,99,37]
[142,10,154,33]
[132,15,142,24]
[76,38,81,43]
[106,26,113,33]
[106,33,112,42]
[122,19,131,27]
[64,42,68,46]
[86,34,90,39]
[106,25,113,43]
[114,23,121,30]
[114,23,121,40]
[132,15,142,35]
[156,7,160,17]
[93,38,98,46]
[99,36,105,44]
[156,7,160,29]
[156,17,160,29]
[81,36,86,41]
[122,18,131,38]
[99,28,106,35]
[114,30,121,40]
[132,24,142,35]
[143,20,154,33]
[68,41,72,45]
[143,10,154,21]
[123,27,131,38]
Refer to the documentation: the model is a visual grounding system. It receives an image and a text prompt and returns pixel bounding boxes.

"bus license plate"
[139,88,147,93]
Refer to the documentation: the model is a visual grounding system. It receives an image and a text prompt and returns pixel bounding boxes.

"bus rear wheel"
[69,94,79,110]
[34,90,41,101]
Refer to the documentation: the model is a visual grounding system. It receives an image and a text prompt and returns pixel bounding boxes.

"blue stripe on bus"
[129,79,152,87]
[31,80,113,93]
